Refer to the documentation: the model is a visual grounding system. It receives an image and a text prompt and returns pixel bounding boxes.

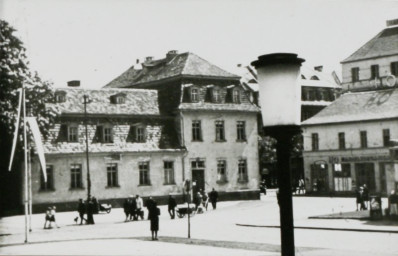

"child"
[44,207,52,229]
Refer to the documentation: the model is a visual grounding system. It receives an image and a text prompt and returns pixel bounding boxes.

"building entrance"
[355,163,375,191]
[311,163,329,192]
[191,160,205,196]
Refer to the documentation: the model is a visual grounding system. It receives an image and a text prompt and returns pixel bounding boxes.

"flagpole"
[22,86,29,243]
[28,136,33,232]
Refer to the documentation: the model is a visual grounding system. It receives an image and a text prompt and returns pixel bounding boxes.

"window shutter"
[225,88,233,103]
[204,88,212,102]
[57,124,68,142]
[182,87,191,103]
[127,126,136,142]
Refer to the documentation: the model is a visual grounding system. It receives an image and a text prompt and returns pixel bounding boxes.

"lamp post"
[252,53,305,256]
[83,94,92,201]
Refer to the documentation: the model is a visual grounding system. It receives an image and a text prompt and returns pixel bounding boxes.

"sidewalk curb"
[236,224,398,234]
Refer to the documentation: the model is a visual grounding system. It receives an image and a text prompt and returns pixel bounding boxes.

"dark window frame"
[106,163,119,187]
[191,88,199,102]
[391,62,398,76]
[192,120,202,141]
[139,161,151,185]
[238,159,248,183]
[68,125,78,142]
[383,129,390,147]
[351,67,359,82]
[360,131,367,148]
[237,121,246,141]
[70,164,83,189]
[338,132,345,150]
[215,120,225,142]
[217,159,227,183]
[370,65,379,79]
[311,133,319,151]
[163,161,175,185]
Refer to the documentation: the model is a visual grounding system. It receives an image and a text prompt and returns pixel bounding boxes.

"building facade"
[104,51,260,199]
[302,19,398,195]
[30,87,185,211]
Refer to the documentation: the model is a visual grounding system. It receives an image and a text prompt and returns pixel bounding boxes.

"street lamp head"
[251,53,305,127]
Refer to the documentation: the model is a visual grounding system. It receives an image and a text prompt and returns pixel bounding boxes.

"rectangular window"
[213,89,221,103]
[238,159,248,182]
[217,160,227,182]
[351,67,359,82]
[106,163,118,187]
[237,121,246,141]
[136,127,146,142]
[338,132,345,150]
[103,127,113,143]
[311,133,319,151]
[164,161,175,184]
[192,120,202,141]
[391,62,398,76]
[68,126,78,142]
[360,131,367,148]
[233,90,240,103]
[40,165,54,191]
[139,162,150,185]
[215,120,225,141]
[370,65,379,79]
[70,164,82,189]
[333,163,352,192]
[383,129,390,147]
[191,88,199,102]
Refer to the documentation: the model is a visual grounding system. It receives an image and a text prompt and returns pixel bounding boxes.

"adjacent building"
[104,51,260,199]
[302,19,398,195]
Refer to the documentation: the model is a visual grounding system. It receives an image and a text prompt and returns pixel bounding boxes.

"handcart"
[176,203,196,218]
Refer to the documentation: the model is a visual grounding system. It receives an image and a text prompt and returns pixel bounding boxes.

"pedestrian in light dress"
[148,201,160,240]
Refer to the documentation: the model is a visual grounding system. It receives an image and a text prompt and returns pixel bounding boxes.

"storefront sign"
[341,155,390,162]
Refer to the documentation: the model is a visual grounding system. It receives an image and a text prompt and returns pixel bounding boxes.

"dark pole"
[265,125,300,256]
[83,95,91,201]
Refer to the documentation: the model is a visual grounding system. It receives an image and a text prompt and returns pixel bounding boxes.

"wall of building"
[302,119,398,194]
[30,151,184,204]
[181,111,259,193]
[341,55,398,91]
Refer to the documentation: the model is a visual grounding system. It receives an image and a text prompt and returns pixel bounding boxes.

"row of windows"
[55,92,127,104]
[301,87,337,102]
[62,125,146,143]
[311,129,391,151]
[192,120,246,142]
[351,62,398,82]
[187,86,242,103]
[40,159,249,190]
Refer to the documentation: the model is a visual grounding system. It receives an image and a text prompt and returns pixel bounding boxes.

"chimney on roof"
[386,18,398,27]
[145,56,153,63]
[166,50,178,61]
[314,66,323,72]
[237,64,242,67]
[136,59,140,64]
[67,80,80,87]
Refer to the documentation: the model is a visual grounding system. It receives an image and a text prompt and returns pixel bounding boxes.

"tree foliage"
[0,19,56,138]
[0,19,56,215]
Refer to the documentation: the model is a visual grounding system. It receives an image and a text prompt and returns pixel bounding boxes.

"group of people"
[43,206,60,229]
[356,184,370,211]
[77,197,97,225]
[123,195,144,222]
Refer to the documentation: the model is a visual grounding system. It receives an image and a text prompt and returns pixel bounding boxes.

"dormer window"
[54,91,66,103]
[232,89,240,103]
[310,75,319,80]
[94,125,113,143]
[110,93,126,104]
[127,125,146,143]
[212,88,221,103]
[191,88,199,102]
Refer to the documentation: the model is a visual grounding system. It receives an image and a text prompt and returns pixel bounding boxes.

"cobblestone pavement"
[1,191,398,255]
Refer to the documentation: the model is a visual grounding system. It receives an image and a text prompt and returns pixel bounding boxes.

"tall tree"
[0,20,56,216]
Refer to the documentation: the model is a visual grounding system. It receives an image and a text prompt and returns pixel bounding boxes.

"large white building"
[302,19,398,195]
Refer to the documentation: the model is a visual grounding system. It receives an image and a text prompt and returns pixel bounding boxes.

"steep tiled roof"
[341,26,398,63]
[104,52,240,88]
[301,88,398,125]
[47,88,159,115]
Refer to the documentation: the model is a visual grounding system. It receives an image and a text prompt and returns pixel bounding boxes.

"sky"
[1,0,398,89]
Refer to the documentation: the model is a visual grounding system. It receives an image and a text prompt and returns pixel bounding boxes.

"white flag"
[8,88,23,171]
[27,117,47,182]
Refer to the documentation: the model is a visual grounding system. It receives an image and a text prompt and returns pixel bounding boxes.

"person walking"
[77,199,86,225]
[209,188,218,210]
[50,206,60,228]
[146,196,155,220]
[135,195,144,220]
[148,201,160,240]
[168,195,177,219]
[130,196,137,221]
[86,197,95,225]
[123,196,132,222]
[194,192,202,211]
[43,207,52,229]
[202,190,209,211]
